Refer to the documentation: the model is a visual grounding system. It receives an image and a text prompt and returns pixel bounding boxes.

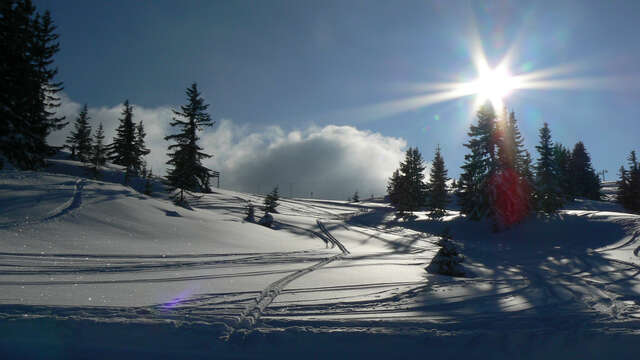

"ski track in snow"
[2,168,640,356]
[221,221,351,339]
[0,177,84,229]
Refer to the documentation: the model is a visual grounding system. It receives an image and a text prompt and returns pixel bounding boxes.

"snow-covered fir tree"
[264,186,280,213]
[569,141,601,200]
[165,83,215,205]
[534,123,563,214]
[108,100,138,182]
[65,104,92,161]
[426,144,449,220]
[89,122,106,177]
[0,1,67,170]
[458,102,497,220]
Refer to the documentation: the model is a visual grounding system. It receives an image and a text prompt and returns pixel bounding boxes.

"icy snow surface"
[1,160,639,358]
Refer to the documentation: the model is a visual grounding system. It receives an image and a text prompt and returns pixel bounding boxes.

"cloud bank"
[48,95,407,199]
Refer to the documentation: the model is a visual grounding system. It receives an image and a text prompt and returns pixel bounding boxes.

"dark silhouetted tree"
[387,169,403,207]
[352,191,360,202]
[89,122,106,177]
[0,1,66,169]
[65,104,92,161]
[108,100,138,182]
[264,186,280,213]
[165,83,216,205]
[534,123,563,214]
[426,144,449,219]
[569,141,601,200]
[458,103,497,220]
[396,147,428,213]
[617,150,640,213]
[135,120,150,170]
[553,143,572,199]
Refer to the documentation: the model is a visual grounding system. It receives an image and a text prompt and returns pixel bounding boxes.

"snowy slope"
[1,158,640,359]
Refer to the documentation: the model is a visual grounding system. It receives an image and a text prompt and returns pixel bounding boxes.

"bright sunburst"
[468,63,518,112]
[335,28,624,123]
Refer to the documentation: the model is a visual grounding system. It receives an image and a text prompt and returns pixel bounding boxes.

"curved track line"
[317,220,350,254]
[222,223,350,340]
[0,178,84,229]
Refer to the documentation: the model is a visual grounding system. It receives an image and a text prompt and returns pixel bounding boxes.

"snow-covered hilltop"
[1,158,639,359]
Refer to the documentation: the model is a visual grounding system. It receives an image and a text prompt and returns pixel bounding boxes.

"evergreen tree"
[0,1,66,169]
[458,102,497,220]
[552,143,572,199]
[569,141,601,200]
[426,144,449,219]
[108,100,138,182]
[397,147,428,213]
[507,111,529,176]
[617,151,640,213]
[135,120,151,170]
[617,165,631,210]
[165,83,216,204]
[89,123,106,177]
[264,186,280,213]
[65,104,92,161]
[387,169,403,207]
[352,191,360,202]
[520,150,534,183]
[534,123,563,213]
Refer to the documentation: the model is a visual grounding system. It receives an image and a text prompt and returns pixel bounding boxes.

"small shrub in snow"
[426,228,465,277]
[259,213,273,228]
[245,202,255,222]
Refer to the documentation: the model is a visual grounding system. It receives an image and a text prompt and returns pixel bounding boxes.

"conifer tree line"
[387,146,449,219]
[387,102,605,228]
[1,0,66,170]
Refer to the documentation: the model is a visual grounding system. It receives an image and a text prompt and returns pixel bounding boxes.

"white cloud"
[49,94,407,200]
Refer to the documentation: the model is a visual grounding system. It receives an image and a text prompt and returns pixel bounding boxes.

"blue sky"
[37,0,640,196]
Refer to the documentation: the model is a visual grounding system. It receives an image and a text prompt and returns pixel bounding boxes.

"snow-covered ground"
[1,159,639,359]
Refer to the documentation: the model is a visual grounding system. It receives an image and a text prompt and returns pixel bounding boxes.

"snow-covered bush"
[245,202,255,222]
[426,229,465,277]
[259,213,273,228]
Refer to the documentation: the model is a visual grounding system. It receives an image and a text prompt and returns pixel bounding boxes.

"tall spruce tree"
[89,122,106,177]
[134,119,150,173]
[520,150,535,185]
[264,186,280,213]
[397,147,428,213]
[65,104,92,161]
[0,1,66,169]
[617,150,640,213]
[458,102,497,220]
[552,143,572,199]
[108,100,138,182]
[569,141,601,200]
[426,145,449,219]
[534,123,563,213]
[387,169,403,207]
[165,83,215,204]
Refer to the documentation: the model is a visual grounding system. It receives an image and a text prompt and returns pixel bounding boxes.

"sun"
[470,64,519,111]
